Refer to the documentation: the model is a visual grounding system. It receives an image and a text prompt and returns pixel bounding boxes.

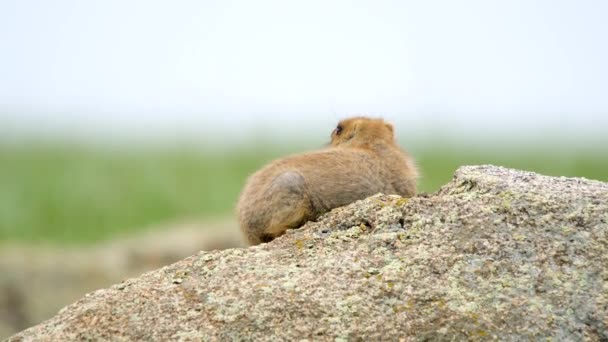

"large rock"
[9,165,608,341]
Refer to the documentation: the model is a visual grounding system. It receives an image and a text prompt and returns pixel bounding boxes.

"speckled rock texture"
[8,165,608,341]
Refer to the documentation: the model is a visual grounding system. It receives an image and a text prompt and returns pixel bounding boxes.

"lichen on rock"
[9,165,608,341]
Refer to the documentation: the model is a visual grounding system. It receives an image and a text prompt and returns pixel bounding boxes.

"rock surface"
[9,165,608,341]
[0,219,244,339]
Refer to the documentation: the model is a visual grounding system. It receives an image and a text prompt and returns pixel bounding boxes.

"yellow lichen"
[395,198,410,206]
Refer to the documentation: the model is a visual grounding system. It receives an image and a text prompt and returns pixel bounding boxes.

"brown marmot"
[237,117,418,245]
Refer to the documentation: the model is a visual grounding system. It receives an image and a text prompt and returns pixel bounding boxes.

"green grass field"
[1,143,606,244]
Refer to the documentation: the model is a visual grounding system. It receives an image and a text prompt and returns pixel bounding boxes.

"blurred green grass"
[1,143,606,244]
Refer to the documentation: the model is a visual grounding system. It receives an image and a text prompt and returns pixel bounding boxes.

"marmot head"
[329,117,395,147]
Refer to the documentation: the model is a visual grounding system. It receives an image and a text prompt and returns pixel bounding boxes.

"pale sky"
[0,0,607,145]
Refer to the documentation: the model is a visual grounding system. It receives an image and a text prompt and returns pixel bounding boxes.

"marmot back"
[237,117,418,245]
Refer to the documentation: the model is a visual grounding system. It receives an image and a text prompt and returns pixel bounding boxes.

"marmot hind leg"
[256,171,313,244]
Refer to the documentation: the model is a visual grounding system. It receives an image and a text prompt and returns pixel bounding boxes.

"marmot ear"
[347,121,360,140]
[385,123,394,134]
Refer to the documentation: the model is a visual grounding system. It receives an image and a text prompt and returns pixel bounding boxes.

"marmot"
[237,117,418,245]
